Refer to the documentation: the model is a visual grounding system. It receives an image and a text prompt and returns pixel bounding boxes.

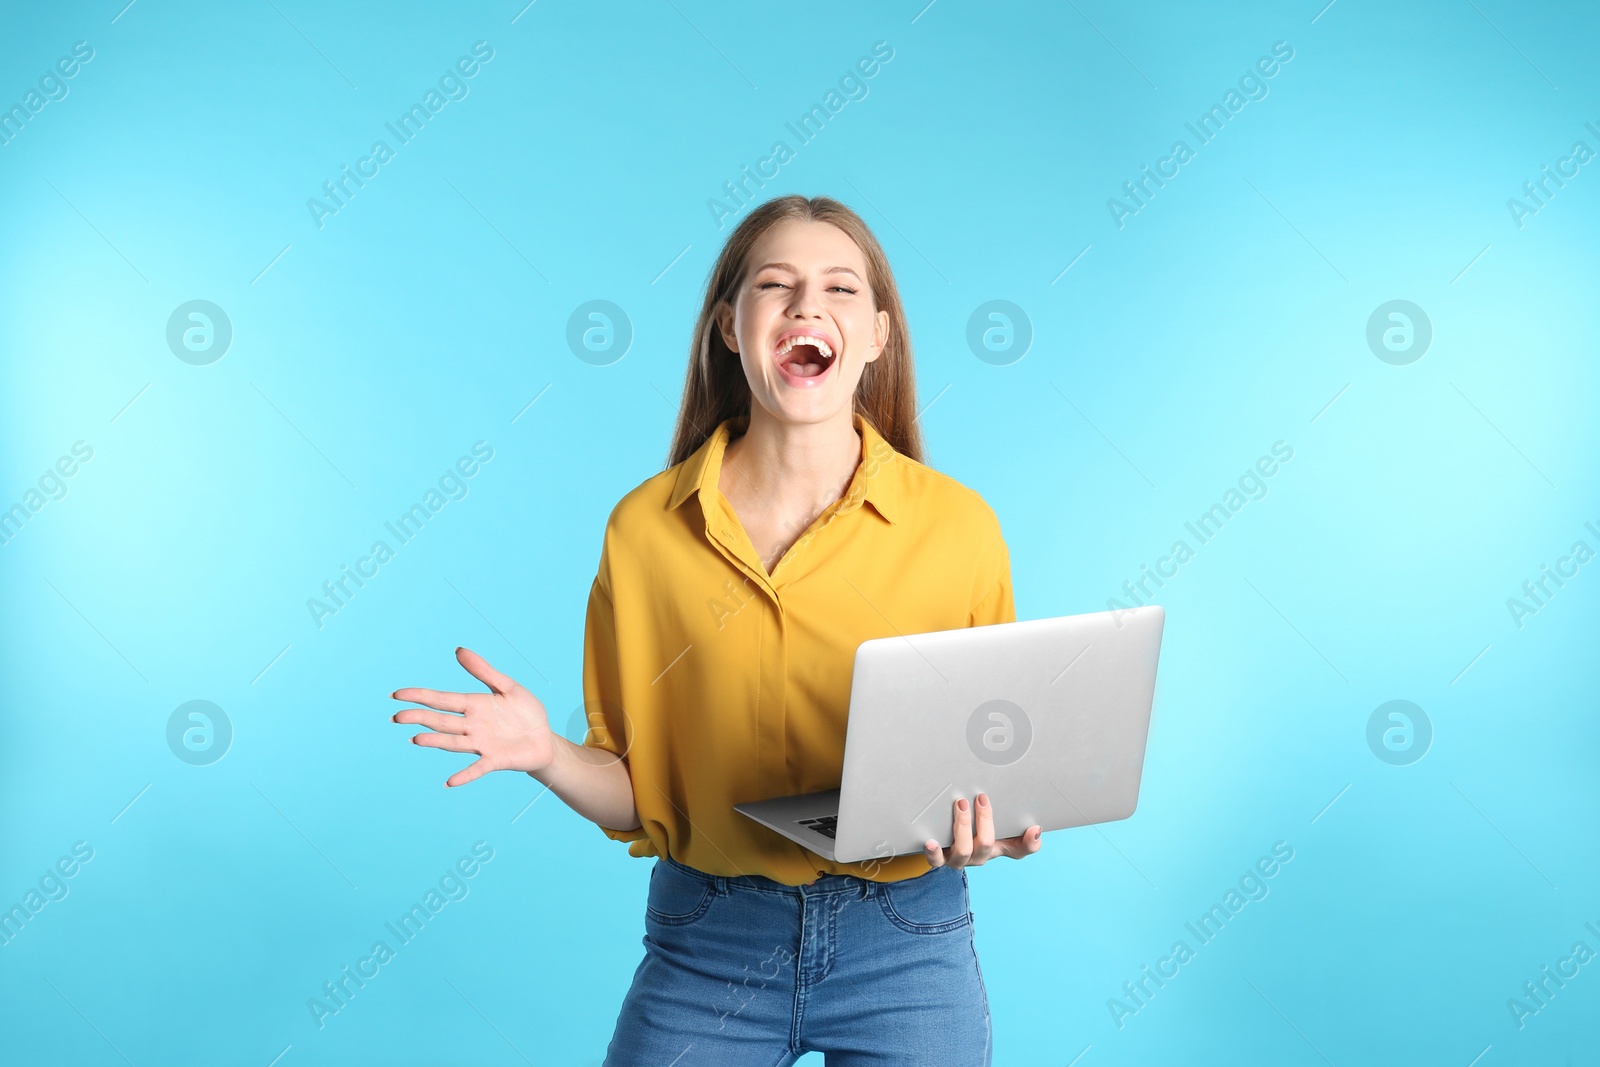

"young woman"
[391,195,1043,1065]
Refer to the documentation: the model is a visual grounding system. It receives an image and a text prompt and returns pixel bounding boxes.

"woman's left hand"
[924,792,1042,869]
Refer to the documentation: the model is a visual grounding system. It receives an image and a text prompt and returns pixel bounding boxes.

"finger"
[447,756,492,788]
[999,826,1044,859]
[455,647,515,695]
[392,687,469,713]
[410,732,475,753]
[973,792,997,861]
[924,839,945,868]
[949,797,973,867]
[392,708,467,734]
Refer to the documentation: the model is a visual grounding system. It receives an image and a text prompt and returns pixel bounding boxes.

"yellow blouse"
[581,411,1015,885]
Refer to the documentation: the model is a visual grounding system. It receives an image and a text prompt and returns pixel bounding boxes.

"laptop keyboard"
[797,814,838,839]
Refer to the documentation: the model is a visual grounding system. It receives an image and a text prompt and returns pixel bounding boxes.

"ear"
[865,308,890,364]
[714,301,739,354]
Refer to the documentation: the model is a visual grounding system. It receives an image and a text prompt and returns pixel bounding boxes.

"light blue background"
[2,1,1596,1064]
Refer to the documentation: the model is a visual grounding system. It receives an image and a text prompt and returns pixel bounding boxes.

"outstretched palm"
[391,647,555,787]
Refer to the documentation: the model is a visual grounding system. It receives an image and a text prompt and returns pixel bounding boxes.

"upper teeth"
[777,335,833,360]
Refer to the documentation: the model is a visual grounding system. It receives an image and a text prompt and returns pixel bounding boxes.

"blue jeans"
[603,855,991,1066]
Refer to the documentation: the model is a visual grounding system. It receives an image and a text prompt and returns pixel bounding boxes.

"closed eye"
[758,282,857,294]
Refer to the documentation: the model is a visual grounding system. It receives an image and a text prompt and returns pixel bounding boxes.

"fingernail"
[390,715,398,723]
[958,798,968,812]
[977,793,988,807]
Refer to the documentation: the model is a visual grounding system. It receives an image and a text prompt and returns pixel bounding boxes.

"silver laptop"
[734,605,1165,864]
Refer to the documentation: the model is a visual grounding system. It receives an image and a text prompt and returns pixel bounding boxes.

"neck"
[723,406,861,509]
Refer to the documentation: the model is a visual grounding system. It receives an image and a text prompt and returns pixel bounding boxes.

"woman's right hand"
[391,647,556,787]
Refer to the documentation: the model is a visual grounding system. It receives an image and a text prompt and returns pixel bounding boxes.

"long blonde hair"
[666,195,924,468]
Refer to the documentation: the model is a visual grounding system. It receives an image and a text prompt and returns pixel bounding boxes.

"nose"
[785,280,825,318]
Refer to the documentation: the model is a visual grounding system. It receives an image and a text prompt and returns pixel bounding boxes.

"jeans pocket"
[877,866,972,935]
[645,858,716,927]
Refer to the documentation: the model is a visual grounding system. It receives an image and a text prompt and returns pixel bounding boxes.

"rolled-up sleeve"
[581,560,651,848]
[967,521,1016,628]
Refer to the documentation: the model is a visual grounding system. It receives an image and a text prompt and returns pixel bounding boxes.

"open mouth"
[773,332,837,386]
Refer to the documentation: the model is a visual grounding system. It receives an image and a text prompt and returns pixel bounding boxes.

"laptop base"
[734,789,841,860]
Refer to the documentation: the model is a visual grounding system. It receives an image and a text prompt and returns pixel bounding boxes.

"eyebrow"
[752,262,863,283]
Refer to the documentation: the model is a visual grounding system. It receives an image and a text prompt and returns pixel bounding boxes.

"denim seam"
[876,890,972,935]
[818,893,840,983]
[876,901,972,935]
[644,885,715,926]
[874,866,972,935]
[647,860,718,925]
[790,897,809,1055]
[971,923,993,1063]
